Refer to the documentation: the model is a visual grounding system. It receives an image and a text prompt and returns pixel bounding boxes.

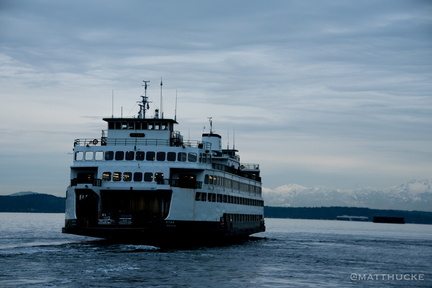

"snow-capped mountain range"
[263,179,432,212]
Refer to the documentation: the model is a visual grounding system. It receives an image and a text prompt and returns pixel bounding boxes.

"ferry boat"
[62,81,265,246]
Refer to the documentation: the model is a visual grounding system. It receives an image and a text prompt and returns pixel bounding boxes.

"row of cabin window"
[225,213,263,222]
[204,174,261,194]
[195,192,264,207]
[102,172,164,183]
[76,150,210,163]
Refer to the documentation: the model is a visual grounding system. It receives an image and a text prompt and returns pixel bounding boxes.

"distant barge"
[373,216,405,224]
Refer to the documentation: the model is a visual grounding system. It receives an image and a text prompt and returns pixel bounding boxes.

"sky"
[1,0,431,197]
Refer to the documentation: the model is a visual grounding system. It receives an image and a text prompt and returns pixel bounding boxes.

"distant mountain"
[263,179,432,212]
[9,191,39,196]
[0,193,65,213]
[2,179,431,214]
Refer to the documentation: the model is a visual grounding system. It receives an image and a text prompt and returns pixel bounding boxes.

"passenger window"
[113,172,122,181]
[105,151,114,160]
[133,172,143,182]
[167,152,176,161]
[95,151,103,160]
[102,172,111,181]
[125,151,134,160]
[75,151,84,161]
[146,151,155,161]
[157,152,166,161]
[188,152,197,162]
[155,172,164,184]
[123,172,132,182]
[144,172,153,182]
[136,151,145,160]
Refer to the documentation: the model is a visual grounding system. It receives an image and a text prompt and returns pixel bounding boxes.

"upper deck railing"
[240,163,260,170]
[73,138,210,149]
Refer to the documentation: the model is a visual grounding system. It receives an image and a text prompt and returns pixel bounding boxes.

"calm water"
[0,213,431,287]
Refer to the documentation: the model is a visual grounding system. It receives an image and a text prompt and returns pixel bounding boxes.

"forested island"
[1,194,432,224]
[0,194,65,213]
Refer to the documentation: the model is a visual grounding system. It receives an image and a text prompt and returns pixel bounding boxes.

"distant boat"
[62,80,265,246]
[336,215,368,222]
[373,216,405,224]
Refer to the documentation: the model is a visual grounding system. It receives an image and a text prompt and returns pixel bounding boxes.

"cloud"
[0,0,431,195]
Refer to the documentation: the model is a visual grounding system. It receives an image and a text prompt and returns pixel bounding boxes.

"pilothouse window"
[167,152,176,161]
[146,151,155,161]
[75,152,84,161]
[125,151,134,160]
[84,151,93,161]
[95,151,103,160]
[188,152,197,162]
[178,152,186,162]
[115,151,124,160]
[136,151,145,160]
[157,152,166,161]
[105,151,114,160]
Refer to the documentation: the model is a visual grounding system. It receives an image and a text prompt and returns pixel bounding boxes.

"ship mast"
[138,80,151,119]
[208,117,213,134]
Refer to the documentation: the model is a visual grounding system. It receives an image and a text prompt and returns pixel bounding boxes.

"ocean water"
[0,213,431,287]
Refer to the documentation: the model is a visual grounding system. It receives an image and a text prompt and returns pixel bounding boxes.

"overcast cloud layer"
[1,0,431,197]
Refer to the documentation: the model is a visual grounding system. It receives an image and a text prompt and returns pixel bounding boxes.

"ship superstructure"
[62,81,265,246]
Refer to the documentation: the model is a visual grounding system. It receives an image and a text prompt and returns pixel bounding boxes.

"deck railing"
[240,163,260,170]
[74,138,209,148]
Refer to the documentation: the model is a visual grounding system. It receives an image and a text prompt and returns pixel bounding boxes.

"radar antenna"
[138,80,151,119]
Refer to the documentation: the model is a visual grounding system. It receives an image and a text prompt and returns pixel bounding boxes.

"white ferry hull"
[62,186,265,247]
